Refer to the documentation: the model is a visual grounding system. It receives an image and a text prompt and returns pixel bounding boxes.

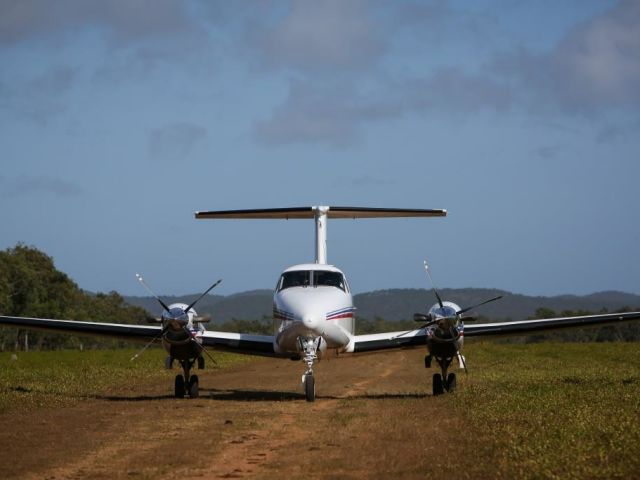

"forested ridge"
[0,244,148,350]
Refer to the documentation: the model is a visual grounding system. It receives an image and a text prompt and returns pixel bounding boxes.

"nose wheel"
[303,373,315,402]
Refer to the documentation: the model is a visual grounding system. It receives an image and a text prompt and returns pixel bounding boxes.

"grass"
[0,347,249,413]
[1,343,639,478]
[451,342,640,479]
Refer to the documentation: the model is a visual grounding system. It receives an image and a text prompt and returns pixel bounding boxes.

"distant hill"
[123,288,640,323]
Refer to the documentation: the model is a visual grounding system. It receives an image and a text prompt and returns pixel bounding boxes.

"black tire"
[174,374,185,398]
[197,356,205,370]
[189,375,199,398]
[304,374,315,402]
[432,373,444,396]
[446,373,457,392]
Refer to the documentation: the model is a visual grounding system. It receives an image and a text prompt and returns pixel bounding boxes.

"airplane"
[1,206,640,401]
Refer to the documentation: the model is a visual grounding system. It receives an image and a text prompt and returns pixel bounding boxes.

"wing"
[0,315,281,357]
[464,311,640,338]
[352,329,428,353]
[352,311,640,353]
[0,315,159,342]
[199,330,279,357]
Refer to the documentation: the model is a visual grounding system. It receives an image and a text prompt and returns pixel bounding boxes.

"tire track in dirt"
[191,352,408,479]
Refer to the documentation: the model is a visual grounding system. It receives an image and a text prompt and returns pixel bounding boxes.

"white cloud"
[493,0,640,113]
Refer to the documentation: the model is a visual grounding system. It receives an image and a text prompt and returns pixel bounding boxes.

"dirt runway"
[0,350,489,479]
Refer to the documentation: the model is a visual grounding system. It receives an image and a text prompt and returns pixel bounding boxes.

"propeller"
[393,263,504,342]
[132,275,222,364]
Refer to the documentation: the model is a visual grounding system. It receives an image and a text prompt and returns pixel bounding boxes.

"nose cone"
[302,314,320,330]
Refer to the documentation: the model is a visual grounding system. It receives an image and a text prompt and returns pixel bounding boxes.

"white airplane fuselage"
[272,264,356,357]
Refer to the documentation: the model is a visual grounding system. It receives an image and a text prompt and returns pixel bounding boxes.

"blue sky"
[1,0,638,297]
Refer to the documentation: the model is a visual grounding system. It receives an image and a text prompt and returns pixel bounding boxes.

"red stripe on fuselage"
[326,313,354,320]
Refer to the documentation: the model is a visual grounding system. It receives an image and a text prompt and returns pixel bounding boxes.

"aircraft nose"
[302,314,320,331]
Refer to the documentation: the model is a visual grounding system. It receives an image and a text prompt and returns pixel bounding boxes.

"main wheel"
[304,374,316,402]
[174,374,185,398]
[446,373,457,392]
[188,375,199,398]
[432,373,444,396]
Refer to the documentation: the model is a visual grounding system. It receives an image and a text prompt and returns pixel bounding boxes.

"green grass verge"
[451,342,640,479]
[0,348,250,413]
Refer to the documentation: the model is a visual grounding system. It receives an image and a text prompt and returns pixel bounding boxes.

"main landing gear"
[174,359,200,398]
[299,336,321,402]
[427,355,457,396]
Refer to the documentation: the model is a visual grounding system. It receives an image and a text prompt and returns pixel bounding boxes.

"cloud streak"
[0,175,83,198]
[0,0,195,47]
[254,79,401,147]
[148,122,208,161]
[246,0,384,74]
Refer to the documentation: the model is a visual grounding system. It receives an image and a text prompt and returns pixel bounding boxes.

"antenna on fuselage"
[195,206,447,264]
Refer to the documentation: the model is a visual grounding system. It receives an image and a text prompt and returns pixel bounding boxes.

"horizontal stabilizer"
[195,206,447,220]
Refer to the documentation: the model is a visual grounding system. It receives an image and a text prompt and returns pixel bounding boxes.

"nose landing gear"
[298,336,322,402]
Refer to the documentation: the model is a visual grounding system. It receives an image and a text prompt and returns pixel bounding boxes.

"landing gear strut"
[299,336,321,402]
[175,359,199,398]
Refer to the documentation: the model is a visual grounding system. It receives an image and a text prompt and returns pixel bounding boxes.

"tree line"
[0,244,149,351]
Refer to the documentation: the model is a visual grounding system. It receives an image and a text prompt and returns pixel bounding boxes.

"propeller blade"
[136,273,173,314]
[184,279,222,313]
[392,319,439,340]
[196,341,218,366]
[457,351,468,373]
[456,295,503,315]
[424,261,444,309]
[392,328,423,340]
[130,331,163,361]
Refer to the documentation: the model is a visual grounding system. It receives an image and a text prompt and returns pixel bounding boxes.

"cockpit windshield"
[313,271,345,290]
[431,306,458,319]
[280,271,311,289]
[277,270,347,292]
